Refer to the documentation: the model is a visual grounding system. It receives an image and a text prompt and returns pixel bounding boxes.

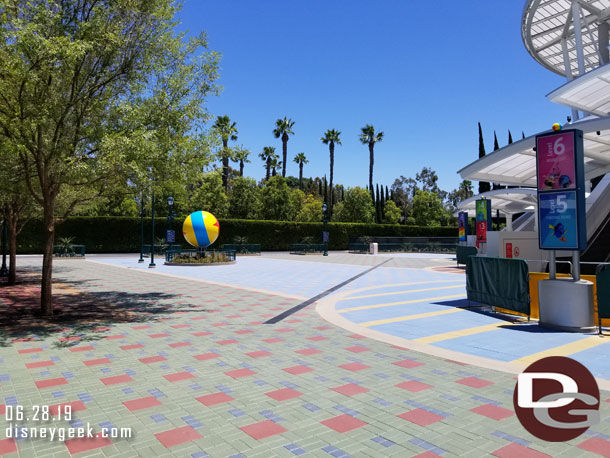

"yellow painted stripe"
[415,321,519,344]
[339,294,465,313]
[54,283,81,295]
[513,335,609,365]
[341,281,464,301]
[361,308,464,327]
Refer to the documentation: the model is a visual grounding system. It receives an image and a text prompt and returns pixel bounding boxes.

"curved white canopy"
[456,189,538,217]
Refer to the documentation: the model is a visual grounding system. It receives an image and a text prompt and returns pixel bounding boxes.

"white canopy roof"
[458,116,610,186]
[456,189,538,217]
[547,62,610,115]
[522,0,610,77]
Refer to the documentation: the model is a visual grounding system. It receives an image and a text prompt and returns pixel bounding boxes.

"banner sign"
[166,230,175,243]
[458,212,468,242]
[475,199,491,245]
[536,129,586,251]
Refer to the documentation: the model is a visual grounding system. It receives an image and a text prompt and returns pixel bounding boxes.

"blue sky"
[178,1,570,194]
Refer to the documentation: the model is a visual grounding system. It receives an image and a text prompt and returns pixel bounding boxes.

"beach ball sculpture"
[182,211,220,248]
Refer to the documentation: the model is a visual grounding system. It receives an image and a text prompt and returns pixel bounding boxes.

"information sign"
[458,212,468,242]
[166,230,175,243]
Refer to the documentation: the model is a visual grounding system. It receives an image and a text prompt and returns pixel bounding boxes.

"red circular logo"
[513,356,600,442]
[514,247,520,257]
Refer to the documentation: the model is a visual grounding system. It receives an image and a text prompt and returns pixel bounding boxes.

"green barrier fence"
[597,264,610,334]
[456,246,477,266]
[466,256,530,317]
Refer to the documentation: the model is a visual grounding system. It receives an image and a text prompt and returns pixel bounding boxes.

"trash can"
[369,242,378,255]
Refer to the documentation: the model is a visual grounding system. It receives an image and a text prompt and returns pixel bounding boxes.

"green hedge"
[16,217,458,253]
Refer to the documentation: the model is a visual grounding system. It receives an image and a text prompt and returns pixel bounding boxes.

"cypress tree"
[318,178,322,196]
[508,130,513,144]
[323,175,328,203]
[478,122,491,194]
[385,185,390,203]
[492,131,505,190]
[522,131,526,139]
[375,184,381,223]
[493,131,499,150]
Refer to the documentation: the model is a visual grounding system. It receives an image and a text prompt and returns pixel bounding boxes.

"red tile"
[296,348,322,356]
[345,346,370,353]
[120,344,143,350]
[49,400,86,416]
[100,374,133,386]
[104,334,125,340]
[321,414,367,433]
[470,404,514,421]
[283,365,314,375]
[65,433,112,454]
[275,328,295,333]
[123,396,162,411]
[348,333,365,339]
[306,336,328,341]
[578,438,610,457]
[413,453,443,458]
[393,359,424,369]
[395,381,432,392]
[25,360,54,369]
[58,336,80,342]
[445,359,469,366]
[331,383,369,397]
[18,347,43,354]
[155,426,202,448]
[171,324,190,329]
[192,331,212,337]
[212,322,228,327]
[164,371,195,382]
[0,405,5,415]
[246,350,271,358]
[139,355,166,364]
[83,358,112,367]
[315,325,333,330]
[35,377,68,389]
[196,392,234,407]
[263,338,284,343]
[224,368,255,379]
[339,362,370,372]
[217,339,238,345]
[456,377,493,388]
[68,345,95,353]
[398,409,443,426]
[0,438,17,455]
[93,326,111,332]
[132,325,151,330]
[169,342,192,348]
[193,353,220,361]
[240,420,287,440]
[265,388,303,401]
[235,329,254,335]
[149,333,170,339]
[492,443,551,458]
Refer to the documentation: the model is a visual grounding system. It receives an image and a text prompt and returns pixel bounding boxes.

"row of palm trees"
[212,115,385,209]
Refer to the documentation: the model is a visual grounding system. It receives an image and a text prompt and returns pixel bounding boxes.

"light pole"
[167,196,174,243]
[136,194,144,263]
[322,202,328,256]
[149,191,156,268]
[0,218,8,277]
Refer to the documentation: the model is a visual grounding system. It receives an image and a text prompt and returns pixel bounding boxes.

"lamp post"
[0,218,8,277]
[322,202,328,256]
[167,196,174,242]
[149,191,156,268]
[136,194,144,263]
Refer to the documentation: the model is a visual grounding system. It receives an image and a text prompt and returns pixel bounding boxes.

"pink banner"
[537,132,576,191]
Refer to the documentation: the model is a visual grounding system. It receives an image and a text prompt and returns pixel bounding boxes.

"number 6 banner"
[536,129,587,251]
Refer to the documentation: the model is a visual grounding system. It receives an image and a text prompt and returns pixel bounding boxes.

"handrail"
[523,259,573,275]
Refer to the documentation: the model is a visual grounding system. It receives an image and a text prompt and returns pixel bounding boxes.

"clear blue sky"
[177,1,570,194]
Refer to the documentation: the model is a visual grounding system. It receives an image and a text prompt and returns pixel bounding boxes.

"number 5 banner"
[539,191,579,249]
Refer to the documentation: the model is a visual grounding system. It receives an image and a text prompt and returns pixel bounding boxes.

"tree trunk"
[299,163,303,189]
[40,201,55,316]
[8,217,17,285]
[329,143,334,212]
[239,160,244,177]
[282,133,288,177]
[222,140,229,190]
[265,158,271,181]
[369,142,374,195]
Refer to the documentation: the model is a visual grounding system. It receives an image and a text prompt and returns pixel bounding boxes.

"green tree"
[447,180,474,209]
[296,194,323,222]
[412,190,446,226]
[332,187,375,223]
[293,153,309,189]
[259,146,277,181]
[232,146,251,177]
[359,124,384,195]
[321,129,341,211]
[260,176,293,220]
[213,115,238,191]
[190,171,229,218]
[0,0,219,314]
[383,200,401,224]
[229,176,261,219]
[478,122,491,194]
[391,176,418,222]
[270,157,282,177]
[289,188,305,221]
[273,117,295,178]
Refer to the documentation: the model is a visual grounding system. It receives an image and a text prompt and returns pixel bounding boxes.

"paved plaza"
[0,252,609,457]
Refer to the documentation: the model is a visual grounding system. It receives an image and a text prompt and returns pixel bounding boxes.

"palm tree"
[273,117,295,178]
[359,124,384,196]
[270,157,282,177]
[293,153,309,189]
[259,146,277,181]
[233,146,251,177]
[321,129,342,210]
[213,115,238,190]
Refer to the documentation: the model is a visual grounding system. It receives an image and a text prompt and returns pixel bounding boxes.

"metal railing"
[221,244,261,255]
[165,247,236,263]
[289,243,326,255]
[53,244,86,257]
